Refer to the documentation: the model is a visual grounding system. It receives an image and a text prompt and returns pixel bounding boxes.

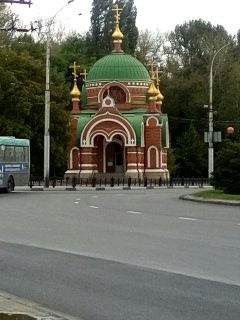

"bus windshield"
[0,136,30,192]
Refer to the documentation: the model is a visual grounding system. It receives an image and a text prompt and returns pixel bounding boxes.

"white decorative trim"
[81,152,97,155]
[127,163,144,167]
[131,95,148,98]
[81,164,97,167]
[145,169,166,172]
[126,169,144,173]
[98,81,131,103]
[165,121,170,148]
[91,130,127,145]
[65,170,80,174]
[146,116,160,127]
[127,151,144,155]
[141,122,145,147]
[69,146,79,169]
[81,113,136,147]
[147,146,159,168]
[80,170,97,173]
[161,151,167,166]
[127,86,149,89]
[87,96,98,99]
[102,95,115,108]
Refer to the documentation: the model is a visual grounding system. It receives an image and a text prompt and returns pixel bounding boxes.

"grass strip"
[193,189,240,201]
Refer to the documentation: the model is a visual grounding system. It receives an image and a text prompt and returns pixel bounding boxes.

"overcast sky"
[8,0,240,35]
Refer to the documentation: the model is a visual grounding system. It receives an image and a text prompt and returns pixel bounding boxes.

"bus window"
[15,146,25,162]
[5,146,14,162]
[0,145,4,162]
[24,146,29,162]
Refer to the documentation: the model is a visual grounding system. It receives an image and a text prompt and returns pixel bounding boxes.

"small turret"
[155,66,164,111]
[70,61,81,114]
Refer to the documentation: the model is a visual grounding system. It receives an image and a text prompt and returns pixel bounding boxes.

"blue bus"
[0,136,30,192]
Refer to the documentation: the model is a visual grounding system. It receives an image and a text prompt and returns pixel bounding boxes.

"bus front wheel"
[6,177,14,193]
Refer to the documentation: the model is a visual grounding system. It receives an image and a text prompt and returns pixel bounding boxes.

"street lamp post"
[208,43,230,179]
[44,0,74,187]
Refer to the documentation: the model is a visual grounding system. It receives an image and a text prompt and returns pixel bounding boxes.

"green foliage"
[174,123,207,177]
[0,31,70,177]
[87,0,138,59]
[164,20,232,139]
[167,147,178,176]
[0,3,15,46]
[51,33,89,96]
[212,141,240,194]
[194,189,240,200]
[1,5,240,181]
[135,29,166,66]
[118,0,138,55]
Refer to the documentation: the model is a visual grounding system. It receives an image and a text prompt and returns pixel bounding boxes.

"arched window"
[103,86,126,103]
[147,146,159,168]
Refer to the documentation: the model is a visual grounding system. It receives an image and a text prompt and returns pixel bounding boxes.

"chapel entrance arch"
[93,135,125,174]
[105,136,124,173]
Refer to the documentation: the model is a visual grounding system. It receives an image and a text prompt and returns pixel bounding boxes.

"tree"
[212,141,240,194]
[135,29,166,66]
[162,19,233,153]
[51,32,89,92]
[118,0,138,55]
[0,3,15,45]
[87,0,138,60]
[174,123,207,177]
[0,33,70,176]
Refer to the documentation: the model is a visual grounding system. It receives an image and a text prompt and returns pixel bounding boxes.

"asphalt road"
[0,188,240,319]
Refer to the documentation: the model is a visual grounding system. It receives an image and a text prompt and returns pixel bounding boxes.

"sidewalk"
[0,291,79,320]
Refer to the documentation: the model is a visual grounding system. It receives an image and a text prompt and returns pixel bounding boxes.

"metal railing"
[29,176,210,189]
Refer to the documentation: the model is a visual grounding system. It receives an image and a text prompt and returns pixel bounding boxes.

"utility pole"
[43,0,74,187]
[208,43,230,179]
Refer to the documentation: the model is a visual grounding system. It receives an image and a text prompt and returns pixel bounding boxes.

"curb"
[179,194,240,206]
[0,291,81,320]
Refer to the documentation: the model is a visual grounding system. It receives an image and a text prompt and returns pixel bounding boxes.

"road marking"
[92,195,99,198]
[127,210,142,215]
[76,198,81,201]
[74,201,79,204]
[178,217,197,221]
[89,206,99,209]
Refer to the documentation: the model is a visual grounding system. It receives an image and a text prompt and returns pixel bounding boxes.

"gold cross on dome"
[69,61,80,80]
[80,69,88,80]
[155,66,160,84]
[155,65,164,86]
[147,57,158,80]
[112,4,122,24]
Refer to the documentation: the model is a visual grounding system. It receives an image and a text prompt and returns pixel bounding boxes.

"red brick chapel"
[65,5,169,180]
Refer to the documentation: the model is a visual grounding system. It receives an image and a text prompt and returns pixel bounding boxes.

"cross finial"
[112,4,122,24]
[69,61,80,81]
[155,65,164,87]
[80,69,88,80]
[155,65,160,86]
[147,57,158,80]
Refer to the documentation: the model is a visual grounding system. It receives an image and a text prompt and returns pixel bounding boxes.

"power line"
[0,0,32,6]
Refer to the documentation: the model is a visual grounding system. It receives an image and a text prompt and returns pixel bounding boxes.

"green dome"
[87,52,151,82]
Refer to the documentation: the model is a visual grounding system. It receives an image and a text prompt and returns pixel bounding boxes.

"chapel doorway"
[105,139,124,173]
